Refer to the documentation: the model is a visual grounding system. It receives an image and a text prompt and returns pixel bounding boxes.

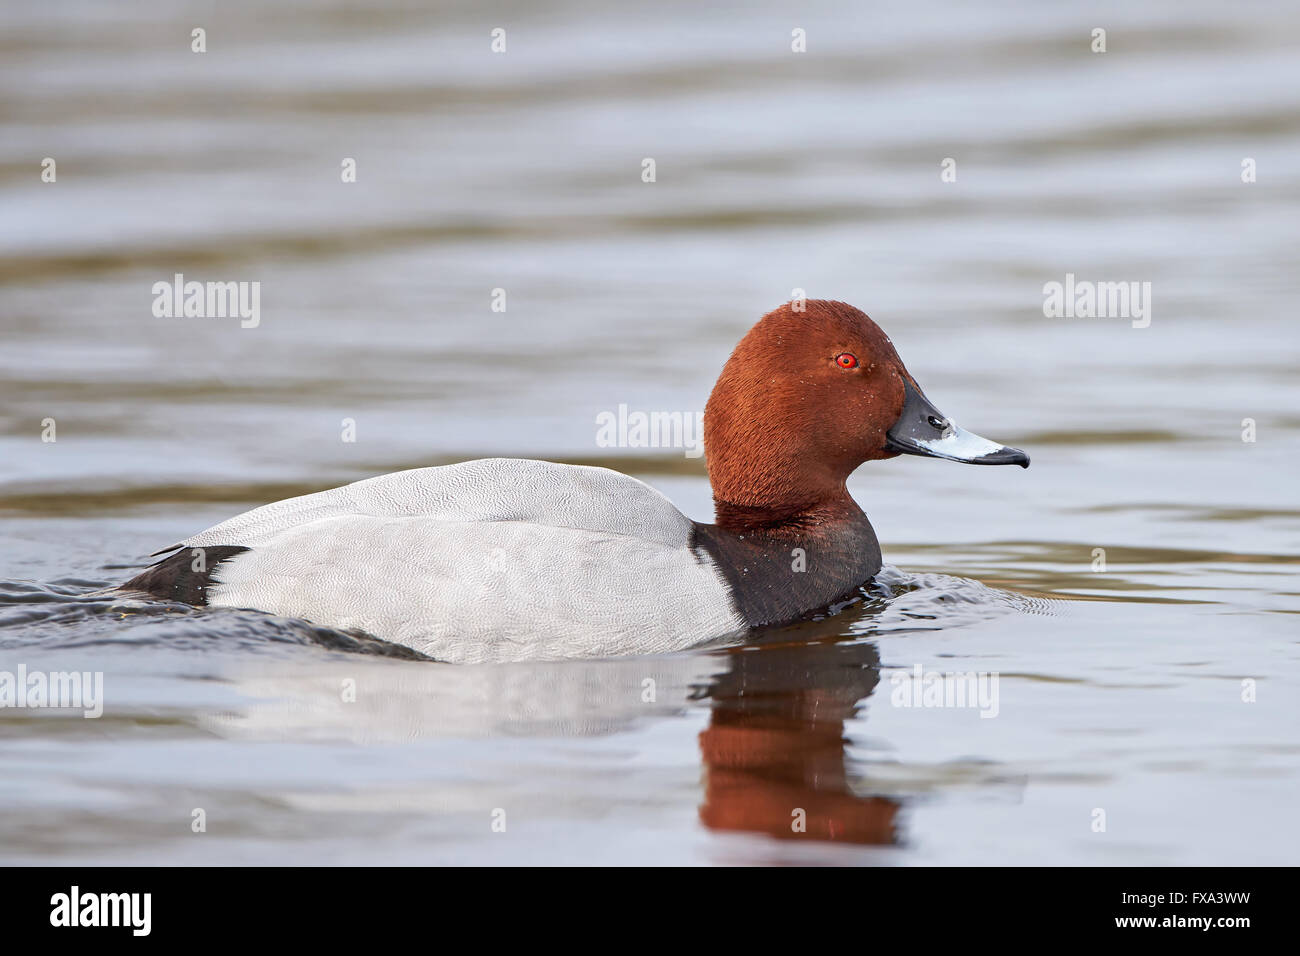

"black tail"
[119,545,250,605]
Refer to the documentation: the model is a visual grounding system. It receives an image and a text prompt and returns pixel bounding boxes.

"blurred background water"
[1,0,1297,864]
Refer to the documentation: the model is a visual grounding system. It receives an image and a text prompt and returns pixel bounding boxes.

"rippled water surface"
[2,0,1298,864]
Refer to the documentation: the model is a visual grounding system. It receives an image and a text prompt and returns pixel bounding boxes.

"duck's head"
[703,300,1028,526]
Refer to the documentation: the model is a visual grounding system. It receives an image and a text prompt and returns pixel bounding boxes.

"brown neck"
[700,405,883,625]
[703,373,868,534]
[692,491,882,628]
[711,486,858,535]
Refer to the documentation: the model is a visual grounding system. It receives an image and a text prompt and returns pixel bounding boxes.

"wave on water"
[0,562,1055,660]
[785,565,1060,644]
[0,577,423,658]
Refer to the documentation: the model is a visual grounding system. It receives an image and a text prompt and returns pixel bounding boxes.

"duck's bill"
[885,377,1030,468]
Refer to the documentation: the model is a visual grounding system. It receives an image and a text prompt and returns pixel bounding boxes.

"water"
[1,0,1298,864]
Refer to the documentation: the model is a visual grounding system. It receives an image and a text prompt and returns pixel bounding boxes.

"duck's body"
[130,459,742,662]
[121,300,1026,662]
[125,458,880,663]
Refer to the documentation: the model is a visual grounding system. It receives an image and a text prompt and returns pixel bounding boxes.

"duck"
[120,300,1028,663]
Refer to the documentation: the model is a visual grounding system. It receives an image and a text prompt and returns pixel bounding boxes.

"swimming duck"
[122,300,1028,663]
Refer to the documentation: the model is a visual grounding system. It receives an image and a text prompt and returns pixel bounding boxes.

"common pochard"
[122,300,1028,663]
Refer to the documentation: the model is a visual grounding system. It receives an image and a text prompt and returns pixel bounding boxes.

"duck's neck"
[693,490,882,629]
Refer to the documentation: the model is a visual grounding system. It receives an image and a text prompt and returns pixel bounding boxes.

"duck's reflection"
[697,632,899,845]
[198,614,900,847]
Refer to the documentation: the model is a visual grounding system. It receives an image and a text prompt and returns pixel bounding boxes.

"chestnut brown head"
[703,300,1027,527]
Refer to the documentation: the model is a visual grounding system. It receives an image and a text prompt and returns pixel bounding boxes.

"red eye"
[835,352,858,369]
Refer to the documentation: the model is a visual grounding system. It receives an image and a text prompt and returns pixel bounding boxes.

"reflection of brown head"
[697,636,899,846]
